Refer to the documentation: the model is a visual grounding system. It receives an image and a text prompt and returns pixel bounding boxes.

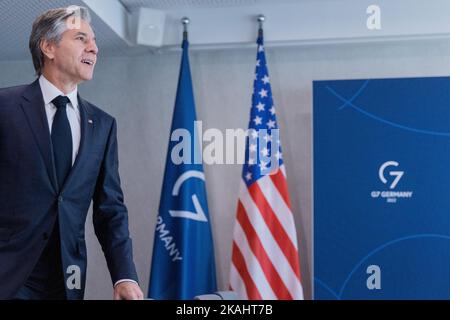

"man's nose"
[86,39,98,55]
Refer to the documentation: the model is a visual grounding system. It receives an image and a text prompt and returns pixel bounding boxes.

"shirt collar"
[39,75,78,110]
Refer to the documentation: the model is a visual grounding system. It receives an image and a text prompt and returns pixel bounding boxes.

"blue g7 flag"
[148,38,217,300]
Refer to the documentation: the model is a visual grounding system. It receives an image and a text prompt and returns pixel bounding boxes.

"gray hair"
[29,6,91,76]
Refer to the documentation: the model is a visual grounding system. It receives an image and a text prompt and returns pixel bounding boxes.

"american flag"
[229,30,304,300]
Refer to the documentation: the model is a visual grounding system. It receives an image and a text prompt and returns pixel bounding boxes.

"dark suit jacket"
[0,79,138,299]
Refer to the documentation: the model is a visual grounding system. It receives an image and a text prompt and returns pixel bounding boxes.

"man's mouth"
[81,59,95,66]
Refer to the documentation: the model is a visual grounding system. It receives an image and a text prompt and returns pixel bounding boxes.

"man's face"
[44,19,98,84]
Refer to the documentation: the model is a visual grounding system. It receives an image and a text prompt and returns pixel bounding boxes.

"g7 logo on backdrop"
[378,161,404,189]
[371,161,412,203]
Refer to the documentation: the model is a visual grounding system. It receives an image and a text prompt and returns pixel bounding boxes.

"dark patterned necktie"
[51,95,72,189]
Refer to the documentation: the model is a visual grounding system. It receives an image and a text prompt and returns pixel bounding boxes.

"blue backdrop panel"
[313,76,450,299]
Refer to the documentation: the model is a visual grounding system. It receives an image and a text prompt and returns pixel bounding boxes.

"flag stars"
[260,147,269,157]
[253,116,262,125]
[255,102,265,112]
[259,89,268,98]
[259,160,268,170]
[274,151,282,160]
[244,40,283,181]
[263,134,272,143]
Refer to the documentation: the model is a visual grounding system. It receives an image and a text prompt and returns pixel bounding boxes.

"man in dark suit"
[0,6,144,299]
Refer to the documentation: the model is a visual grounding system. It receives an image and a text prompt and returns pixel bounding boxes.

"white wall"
[2,38,450,299]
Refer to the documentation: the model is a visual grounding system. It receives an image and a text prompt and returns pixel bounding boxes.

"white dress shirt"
[39,75,80,165]
[39,75,137,290]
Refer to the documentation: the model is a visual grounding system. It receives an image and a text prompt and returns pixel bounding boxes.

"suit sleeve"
[92,118,139,285]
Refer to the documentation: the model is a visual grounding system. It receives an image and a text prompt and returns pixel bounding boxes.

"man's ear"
[40,39,56,60]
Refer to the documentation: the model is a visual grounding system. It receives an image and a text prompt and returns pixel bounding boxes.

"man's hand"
[113,281,144,300]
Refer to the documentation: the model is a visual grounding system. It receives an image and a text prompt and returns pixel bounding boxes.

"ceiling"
[1,0,449,62]
[120,0,299,11]
[0,0,301,62]
[0,0,147,62]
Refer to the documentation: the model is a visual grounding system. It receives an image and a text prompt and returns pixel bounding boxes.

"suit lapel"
[21,82,98,193]
[62,95,96,189]
[20,79,58,192]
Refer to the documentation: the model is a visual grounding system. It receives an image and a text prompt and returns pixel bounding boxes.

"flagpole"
[257,14,265,37]
[181,16,190,41]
